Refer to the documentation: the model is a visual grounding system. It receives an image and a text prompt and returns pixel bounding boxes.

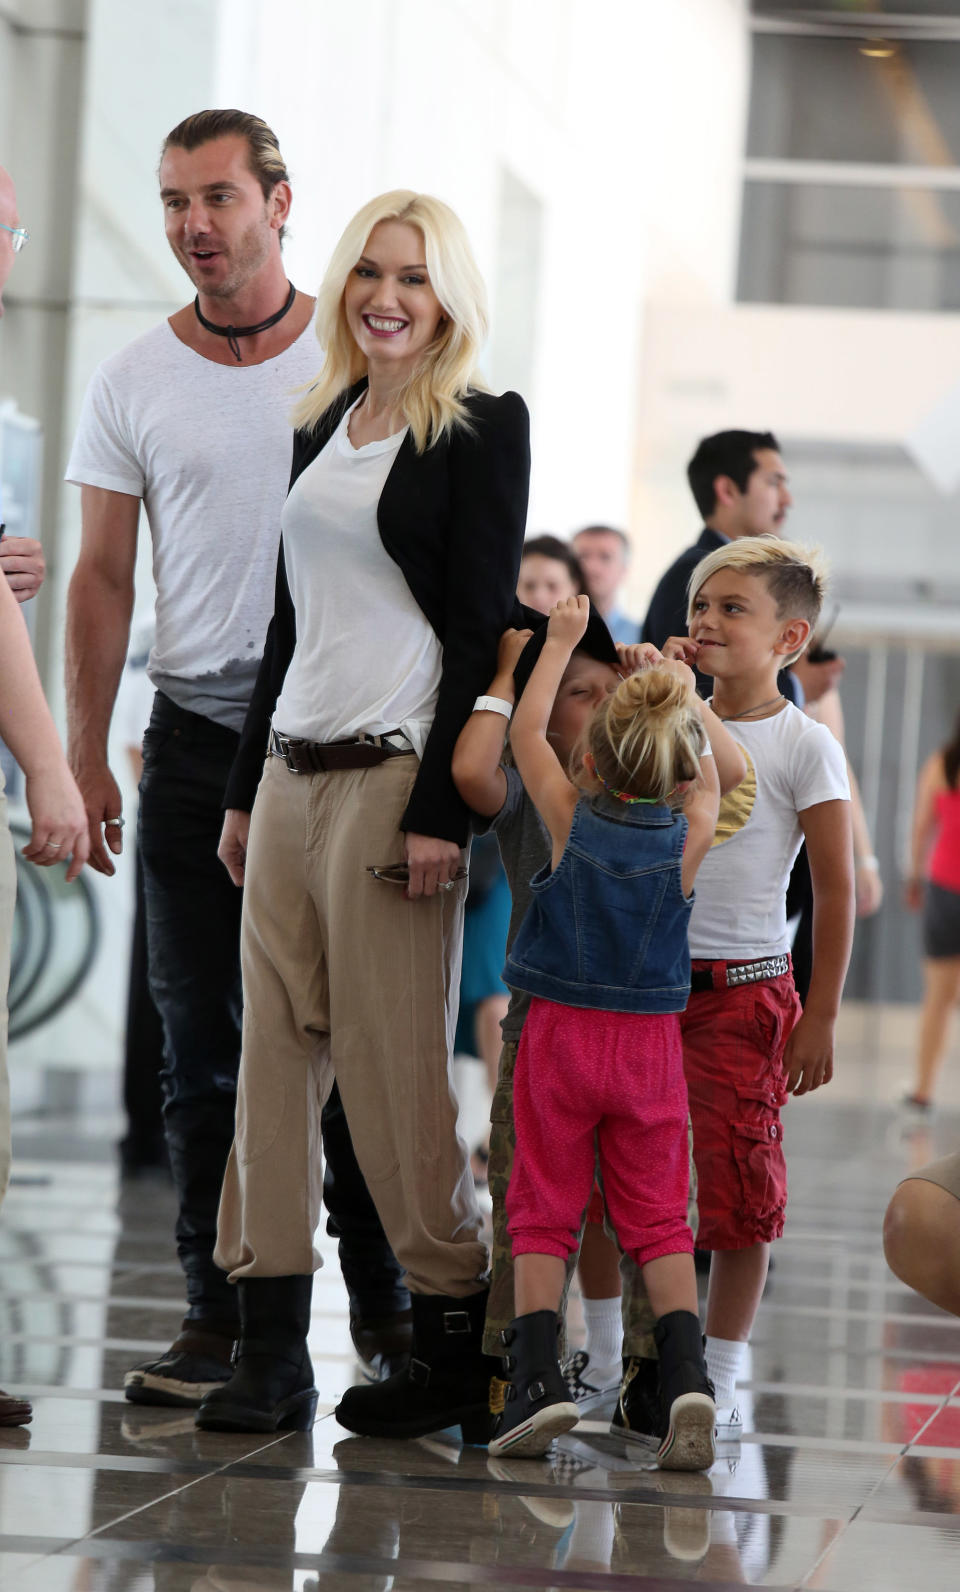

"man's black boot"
[335,1288,499,1444]
[195,1275,317,1433]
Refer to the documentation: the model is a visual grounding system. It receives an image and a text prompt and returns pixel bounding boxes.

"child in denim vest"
[488,594,720,1469]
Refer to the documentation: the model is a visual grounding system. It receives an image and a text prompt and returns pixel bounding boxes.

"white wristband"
[473,695,513,721]
[857,854,879,870]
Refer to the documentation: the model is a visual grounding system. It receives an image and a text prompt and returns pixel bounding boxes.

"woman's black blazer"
[224,379,530,845]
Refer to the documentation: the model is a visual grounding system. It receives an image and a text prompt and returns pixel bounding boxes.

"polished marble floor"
[2,1027,960,1589]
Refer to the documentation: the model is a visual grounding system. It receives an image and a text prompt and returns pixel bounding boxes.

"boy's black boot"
[610,1355,664,1447]
[195,1275,317,1433]
[487,1310,580,1459]
[653,1310,716,1472]
[335,1288,500,1444]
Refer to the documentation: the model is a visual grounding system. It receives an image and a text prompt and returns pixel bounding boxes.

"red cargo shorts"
[681,964,802,1250]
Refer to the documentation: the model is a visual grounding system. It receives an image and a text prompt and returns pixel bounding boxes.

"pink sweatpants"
[507,996,693,1269]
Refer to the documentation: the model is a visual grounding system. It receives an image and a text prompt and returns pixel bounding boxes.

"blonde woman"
[200,192,530,1440]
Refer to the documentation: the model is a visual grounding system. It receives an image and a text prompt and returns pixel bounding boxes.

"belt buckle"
[277,733,306,774]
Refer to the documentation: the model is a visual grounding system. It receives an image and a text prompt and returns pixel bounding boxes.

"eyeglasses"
[0,223,28,253]
[366,864,469,886]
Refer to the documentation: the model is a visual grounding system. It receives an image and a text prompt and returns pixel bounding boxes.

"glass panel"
[748,34,960,164]
[738,180,960,309]
[752,2,960,16]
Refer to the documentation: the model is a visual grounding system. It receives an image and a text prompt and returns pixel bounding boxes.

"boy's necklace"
[717,693,785,722]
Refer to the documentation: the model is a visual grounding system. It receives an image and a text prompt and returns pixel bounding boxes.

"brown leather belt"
[269,728,415,775]
[689,954,791,994]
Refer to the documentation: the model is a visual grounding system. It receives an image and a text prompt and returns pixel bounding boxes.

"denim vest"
[505,794,692,1014]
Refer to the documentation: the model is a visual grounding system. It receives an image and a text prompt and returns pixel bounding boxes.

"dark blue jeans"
[139,692,407,1323]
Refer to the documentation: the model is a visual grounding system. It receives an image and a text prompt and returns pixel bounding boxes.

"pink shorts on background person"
[682,965,802,1251]
[507,997,693,1269]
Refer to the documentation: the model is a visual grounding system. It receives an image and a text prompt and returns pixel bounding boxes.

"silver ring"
[105,816,125,829]
[439,880,455,892]
[45,841,62,850]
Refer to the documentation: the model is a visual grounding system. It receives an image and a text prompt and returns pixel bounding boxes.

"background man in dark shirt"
[642,429,796,698]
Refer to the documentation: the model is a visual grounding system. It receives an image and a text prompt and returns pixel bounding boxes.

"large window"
[739,180,960,309]
[748,35,960,166]
[740,8,960,309]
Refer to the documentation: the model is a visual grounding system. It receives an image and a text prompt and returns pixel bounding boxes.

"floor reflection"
[1,1077,960,1588]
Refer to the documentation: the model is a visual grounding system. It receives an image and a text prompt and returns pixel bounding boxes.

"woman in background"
[904,709,960,1114]
[517,534,587,613]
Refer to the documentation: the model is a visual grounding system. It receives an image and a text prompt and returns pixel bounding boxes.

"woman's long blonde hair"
[292,190,488,450]
[580,669,705,803]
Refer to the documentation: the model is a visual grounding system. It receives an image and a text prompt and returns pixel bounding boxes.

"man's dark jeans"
[138,691,407,1323]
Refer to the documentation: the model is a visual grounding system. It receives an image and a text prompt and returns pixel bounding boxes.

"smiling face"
[159,134,285,298]
[689,569,807,684]
[546,654,621,766]
[343,219,444,383]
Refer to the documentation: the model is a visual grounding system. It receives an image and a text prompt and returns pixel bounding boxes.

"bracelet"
[473,695,513,721]
[856,855,879,870]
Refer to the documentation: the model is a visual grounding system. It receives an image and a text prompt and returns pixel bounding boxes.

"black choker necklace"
[194,281,296,361]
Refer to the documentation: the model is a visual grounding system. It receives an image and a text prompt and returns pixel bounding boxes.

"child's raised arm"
[661,636,746,795]
[679,751,721,900]
[651,657,721,898]
[452,626,533,818]
[694,699,747,795]
[510,595,589,857]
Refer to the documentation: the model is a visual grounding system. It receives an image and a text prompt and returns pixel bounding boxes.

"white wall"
[629,299,960,617]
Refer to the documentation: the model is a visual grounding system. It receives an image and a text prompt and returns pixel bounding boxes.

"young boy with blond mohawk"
[654,534,854,1439]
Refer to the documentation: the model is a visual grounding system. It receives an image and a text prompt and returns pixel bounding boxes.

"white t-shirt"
[689,701,850,960]
[65,319,320,731]
[273,399,442,754]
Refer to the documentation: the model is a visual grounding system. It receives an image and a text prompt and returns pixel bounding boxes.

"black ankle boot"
[335,1289,500,1444]
[488,1310,579,1458]
[195,1275,317,1433]
[350,1306,414,1382]
[653,1309,715,1472]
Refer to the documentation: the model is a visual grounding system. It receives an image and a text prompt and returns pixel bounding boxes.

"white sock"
[581,1295,622,1377]
[705,1336,749,1409]
[564,1500,616,1568]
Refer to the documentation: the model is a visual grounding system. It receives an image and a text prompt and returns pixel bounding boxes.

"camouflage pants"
[482,1039,699,1360]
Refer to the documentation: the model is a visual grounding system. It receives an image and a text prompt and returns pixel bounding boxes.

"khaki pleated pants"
[215,754,488,1297]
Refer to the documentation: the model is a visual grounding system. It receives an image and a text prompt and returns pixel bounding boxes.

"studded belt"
[689,953,791,994]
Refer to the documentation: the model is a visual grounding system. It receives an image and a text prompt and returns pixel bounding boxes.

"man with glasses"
[0,174,46,605]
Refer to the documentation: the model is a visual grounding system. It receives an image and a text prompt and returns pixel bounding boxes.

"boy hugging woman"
[453,535,853,1470]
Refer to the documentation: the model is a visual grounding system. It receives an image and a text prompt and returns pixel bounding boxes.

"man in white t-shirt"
[614,535,854,1452]
[64,110,410,1408]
